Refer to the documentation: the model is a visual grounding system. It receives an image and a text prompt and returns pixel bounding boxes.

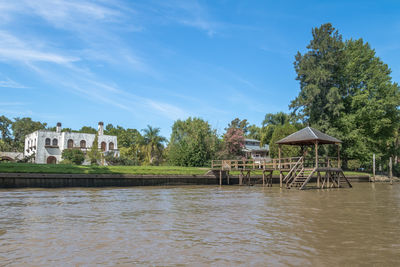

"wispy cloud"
[0,78,28,89]
[0,31,79,65]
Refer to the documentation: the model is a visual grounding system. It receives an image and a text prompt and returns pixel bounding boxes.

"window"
[45,138,51,146]
[101,142,106,151]
[52,138,58,146]
[67,139,74,148]
[28,140,30,147]
[80,140,86,148]
[109,142,114,150]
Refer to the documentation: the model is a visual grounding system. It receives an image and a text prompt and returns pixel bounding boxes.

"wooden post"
[372,154,376,182]
[279,145,282,188]
[389,157,393,185]
[227,171,230,185]
[315,141,319,169]
[219,170,222,186]
[262,171,265,186]
[239,170,243,185]
[337,143,341,168]
[317,171,320,188]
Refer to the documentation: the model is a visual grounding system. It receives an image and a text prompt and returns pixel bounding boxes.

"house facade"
[24,122,118,164]
[243,138,270,162]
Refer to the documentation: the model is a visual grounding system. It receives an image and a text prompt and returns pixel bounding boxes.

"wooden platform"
[211,157,352,190]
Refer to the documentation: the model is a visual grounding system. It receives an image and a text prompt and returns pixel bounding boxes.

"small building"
[24,122,118,164]
[243,138,269,162]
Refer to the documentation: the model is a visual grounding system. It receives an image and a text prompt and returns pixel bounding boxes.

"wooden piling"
[279,145,282,188]
[372,154,375,182]
[219,170,222,186]
[389,157,393,185]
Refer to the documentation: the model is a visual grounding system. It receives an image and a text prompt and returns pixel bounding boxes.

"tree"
[79,126,97,134]
[260,112,295,146]
[290,23,400,166]
[62,149,85,165]
[246,124,261,140]
[223,127,245,158]
[0,115,12,141]
[142,125,166,165]
[87,134,101,164]
[269,124,300,158]
[11,117,47,151]
[227,118,249,135]
[168,117,220,166]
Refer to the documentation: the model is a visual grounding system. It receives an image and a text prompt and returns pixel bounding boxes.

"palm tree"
[141,125,167,165]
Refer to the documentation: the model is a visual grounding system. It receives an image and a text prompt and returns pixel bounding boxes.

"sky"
[1,0,400,138]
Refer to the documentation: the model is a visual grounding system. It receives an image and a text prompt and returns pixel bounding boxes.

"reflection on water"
[1,183,400,266]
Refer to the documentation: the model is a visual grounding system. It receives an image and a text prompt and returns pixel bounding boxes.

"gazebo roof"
[276,127,341,145]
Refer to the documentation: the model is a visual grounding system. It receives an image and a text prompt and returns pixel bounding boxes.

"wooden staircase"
[288,168,316,189]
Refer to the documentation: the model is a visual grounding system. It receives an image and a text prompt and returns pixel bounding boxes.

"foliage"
[227,118,249,135]
[269,124,300,158]
[11,117,47,152]
[104,153,135,166]
[222,127,245,158]
[168,117,220,167]
[347,159,361,171]
[246,124,261,140]
[0,115,12,141]
[260,112,296,146]
[142,125,166,165]
[62,149,85,165]
[290,23,400,166]
[87,134,101,164]
[79,126,97,134]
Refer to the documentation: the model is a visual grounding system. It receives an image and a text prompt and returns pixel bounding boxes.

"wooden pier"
[211,127,352,190]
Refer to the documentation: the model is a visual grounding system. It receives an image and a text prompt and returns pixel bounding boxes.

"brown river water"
[1,183,399,266]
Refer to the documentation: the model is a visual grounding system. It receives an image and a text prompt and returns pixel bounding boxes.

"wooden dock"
[211,156,352,190]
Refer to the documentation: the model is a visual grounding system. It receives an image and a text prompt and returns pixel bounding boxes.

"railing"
[211,156,340,170]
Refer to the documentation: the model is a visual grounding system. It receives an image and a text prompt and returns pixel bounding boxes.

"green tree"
[142,125,166,165]
[0,115,12,151]
[290,23,400,166]
[87,134,101,164]
[11,117,47,151]
[62,149,85,165]
[79,126,97,134]
[260,112,295,146]
[168,117,220,166]
[246,124,261,140]
[269,124,300,158]
[227,118,249,135]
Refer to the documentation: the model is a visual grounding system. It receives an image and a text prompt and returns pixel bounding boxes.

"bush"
[347,159,361,171]
[105,153,135,166]
[62,149,85,165]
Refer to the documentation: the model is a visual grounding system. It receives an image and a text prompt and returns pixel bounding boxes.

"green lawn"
[0,163,209,175]
[0,162,369,176]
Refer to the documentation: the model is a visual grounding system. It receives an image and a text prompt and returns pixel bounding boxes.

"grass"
[0,162,209,175]
[0,162,369,177]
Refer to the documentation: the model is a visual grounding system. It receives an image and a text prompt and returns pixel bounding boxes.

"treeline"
[1,23,399,169]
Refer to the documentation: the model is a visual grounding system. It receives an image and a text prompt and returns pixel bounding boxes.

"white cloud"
[0,78,28,89]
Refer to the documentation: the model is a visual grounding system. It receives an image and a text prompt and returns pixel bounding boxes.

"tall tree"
[11,117,47,151]
[290,23,400,166]
[227,118,249,135]
[142,125,166,165]
[0,115,12,141]
[87,134,101,164]
[168,117,220,166]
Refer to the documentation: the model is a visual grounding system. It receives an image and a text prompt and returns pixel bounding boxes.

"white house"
[24,122,118,164]
[242,138,270,162]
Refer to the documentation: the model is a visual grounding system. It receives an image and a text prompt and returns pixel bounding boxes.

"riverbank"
[0,162,366,176]
[0,172,370,188]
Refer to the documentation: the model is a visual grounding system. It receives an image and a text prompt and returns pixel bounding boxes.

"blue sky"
[1,0,400,138]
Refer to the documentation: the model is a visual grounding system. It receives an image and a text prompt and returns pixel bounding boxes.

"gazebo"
[276,127,352,189]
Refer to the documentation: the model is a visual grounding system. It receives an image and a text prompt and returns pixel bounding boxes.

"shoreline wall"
[0,172,370,188]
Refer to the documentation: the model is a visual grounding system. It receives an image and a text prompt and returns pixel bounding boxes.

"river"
[1,183,399,266]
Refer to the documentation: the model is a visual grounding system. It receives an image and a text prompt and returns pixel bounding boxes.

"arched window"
[28,140,30,147]
[109,142,114,150]
[101,141,106,151]
[80,140,86,148]
[67,139,74,148]
[45,138,51,146]
[52,138,58,146]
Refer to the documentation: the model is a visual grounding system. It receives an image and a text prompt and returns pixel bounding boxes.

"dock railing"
[211,156,340,171]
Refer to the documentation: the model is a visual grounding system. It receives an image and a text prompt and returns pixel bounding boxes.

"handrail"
[283,156,303,182]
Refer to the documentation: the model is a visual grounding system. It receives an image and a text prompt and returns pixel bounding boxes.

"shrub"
[62,149,85,165]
